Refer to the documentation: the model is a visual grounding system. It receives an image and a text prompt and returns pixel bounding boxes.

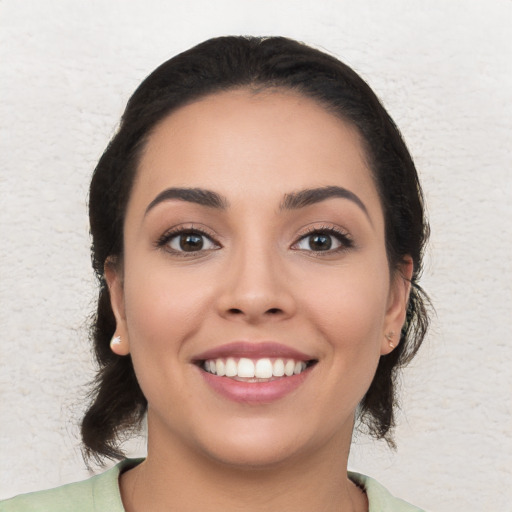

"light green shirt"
[0,459,425,511]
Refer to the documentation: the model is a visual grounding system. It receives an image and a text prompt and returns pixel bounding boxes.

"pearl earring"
[110,335,122,350]
[385,331,396,349]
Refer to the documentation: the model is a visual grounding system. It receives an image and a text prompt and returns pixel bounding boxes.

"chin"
[192,415,342,471]
[201,437,305,470]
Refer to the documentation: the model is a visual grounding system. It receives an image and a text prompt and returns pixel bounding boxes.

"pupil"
[309,234,331,251]
[180,233,203,251]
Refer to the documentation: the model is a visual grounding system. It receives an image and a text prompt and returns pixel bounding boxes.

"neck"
[120,419,367,512]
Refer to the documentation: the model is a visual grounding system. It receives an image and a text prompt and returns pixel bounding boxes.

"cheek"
[287,262,390,432]
[122,262,213,356]
[303,259,390,354]
[120,263,215,408]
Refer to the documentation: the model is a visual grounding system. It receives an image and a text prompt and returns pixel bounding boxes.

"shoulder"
[349,472,426,512]
[0,459,142,512]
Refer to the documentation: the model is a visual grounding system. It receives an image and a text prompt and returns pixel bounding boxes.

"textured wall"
[1,1,511,510]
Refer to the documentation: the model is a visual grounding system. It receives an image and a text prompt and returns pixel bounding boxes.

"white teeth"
[225,357,237,377]
[273,359,285,377]
[204,357,310,379]
[255,358,273,378]
[284,359,295,376]
[238,358,255,378]
[216,359,226,377]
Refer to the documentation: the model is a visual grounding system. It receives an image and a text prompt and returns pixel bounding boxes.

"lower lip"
[199,367,312,404]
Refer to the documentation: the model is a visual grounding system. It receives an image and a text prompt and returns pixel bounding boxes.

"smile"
[202,357,311,380]
[194,342,317,402]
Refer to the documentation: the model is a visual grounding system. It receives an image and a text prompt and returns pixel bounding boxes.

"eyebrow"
[280,186,370,219]
[144,185,370,221]
[145,187,228,215]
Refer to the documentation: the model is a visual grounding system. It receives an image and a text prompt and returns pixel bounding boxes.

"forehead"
[131,88,381,218]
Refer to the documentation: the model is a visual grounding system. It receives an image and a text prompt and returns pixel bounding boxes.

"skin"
[106,89,412,512]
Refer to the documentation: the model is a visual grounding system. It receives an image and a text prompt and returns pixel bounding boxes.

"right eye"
[158,229,220,254]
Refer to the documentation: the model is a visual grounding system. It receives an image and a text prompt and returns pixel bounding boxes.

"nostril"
[224,307,286,318]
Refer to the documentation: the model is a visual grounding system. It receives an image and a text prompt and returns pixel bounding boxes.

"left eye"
[167,231,218,252]
[293,231,346,252]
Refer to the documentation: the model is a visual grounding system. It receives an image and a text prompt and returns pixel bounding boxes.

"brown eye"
[307,234,332,251]
[293,228,352,253]
[179,233,204,251]
[296,232,340,252]
[167,231,218,252]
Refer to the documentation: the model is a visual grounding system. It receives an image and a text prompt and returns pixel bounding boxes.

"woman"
[1,36,429,511]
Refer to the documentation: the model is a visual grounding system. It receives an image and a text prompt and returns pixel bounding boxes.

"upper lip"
[193,341,315,362]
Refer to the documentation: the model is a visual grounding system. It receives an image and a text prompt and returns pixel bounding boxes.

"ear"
[104,257,130,356]
[381,256,413,355]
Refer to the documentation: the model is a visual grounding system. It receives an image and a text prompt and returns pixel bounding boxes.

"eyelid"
[155,224,222,254]
[291,224,354,252]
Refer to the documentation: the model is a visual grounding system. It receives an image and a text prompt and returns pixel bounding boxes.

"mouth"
[199,357,317,382]
[192,342,317,401]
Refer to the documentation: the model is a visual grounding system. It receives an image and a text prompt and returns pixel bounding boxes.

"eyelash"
[155,225,354,257]
[291,226,354,254]
[155,225,221,257]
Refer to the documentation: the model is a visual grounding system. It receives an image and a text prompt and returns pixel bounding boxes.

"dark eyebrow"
[145,187,229,216]
[280,186,370,220]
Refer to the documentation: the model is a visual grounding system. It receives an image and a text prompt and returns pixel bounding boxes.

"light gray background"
[1,1,511,510]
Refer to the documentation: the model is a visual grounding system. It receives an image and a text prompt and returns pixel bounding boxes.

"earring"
[110,335,121,348]
[110,334,129,355]
[385,331,396,349]
[110,336,122,355]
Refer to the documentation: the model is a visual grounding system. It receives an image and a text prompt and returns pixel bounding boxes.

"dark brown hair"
[82,36,430,463]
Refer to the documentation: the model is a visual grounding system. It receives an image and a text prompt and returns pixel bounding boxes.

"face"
[107,89,411,468]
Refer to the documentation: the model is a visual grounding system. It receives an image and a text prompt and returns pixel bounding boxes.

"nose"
[216,244,296,324]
